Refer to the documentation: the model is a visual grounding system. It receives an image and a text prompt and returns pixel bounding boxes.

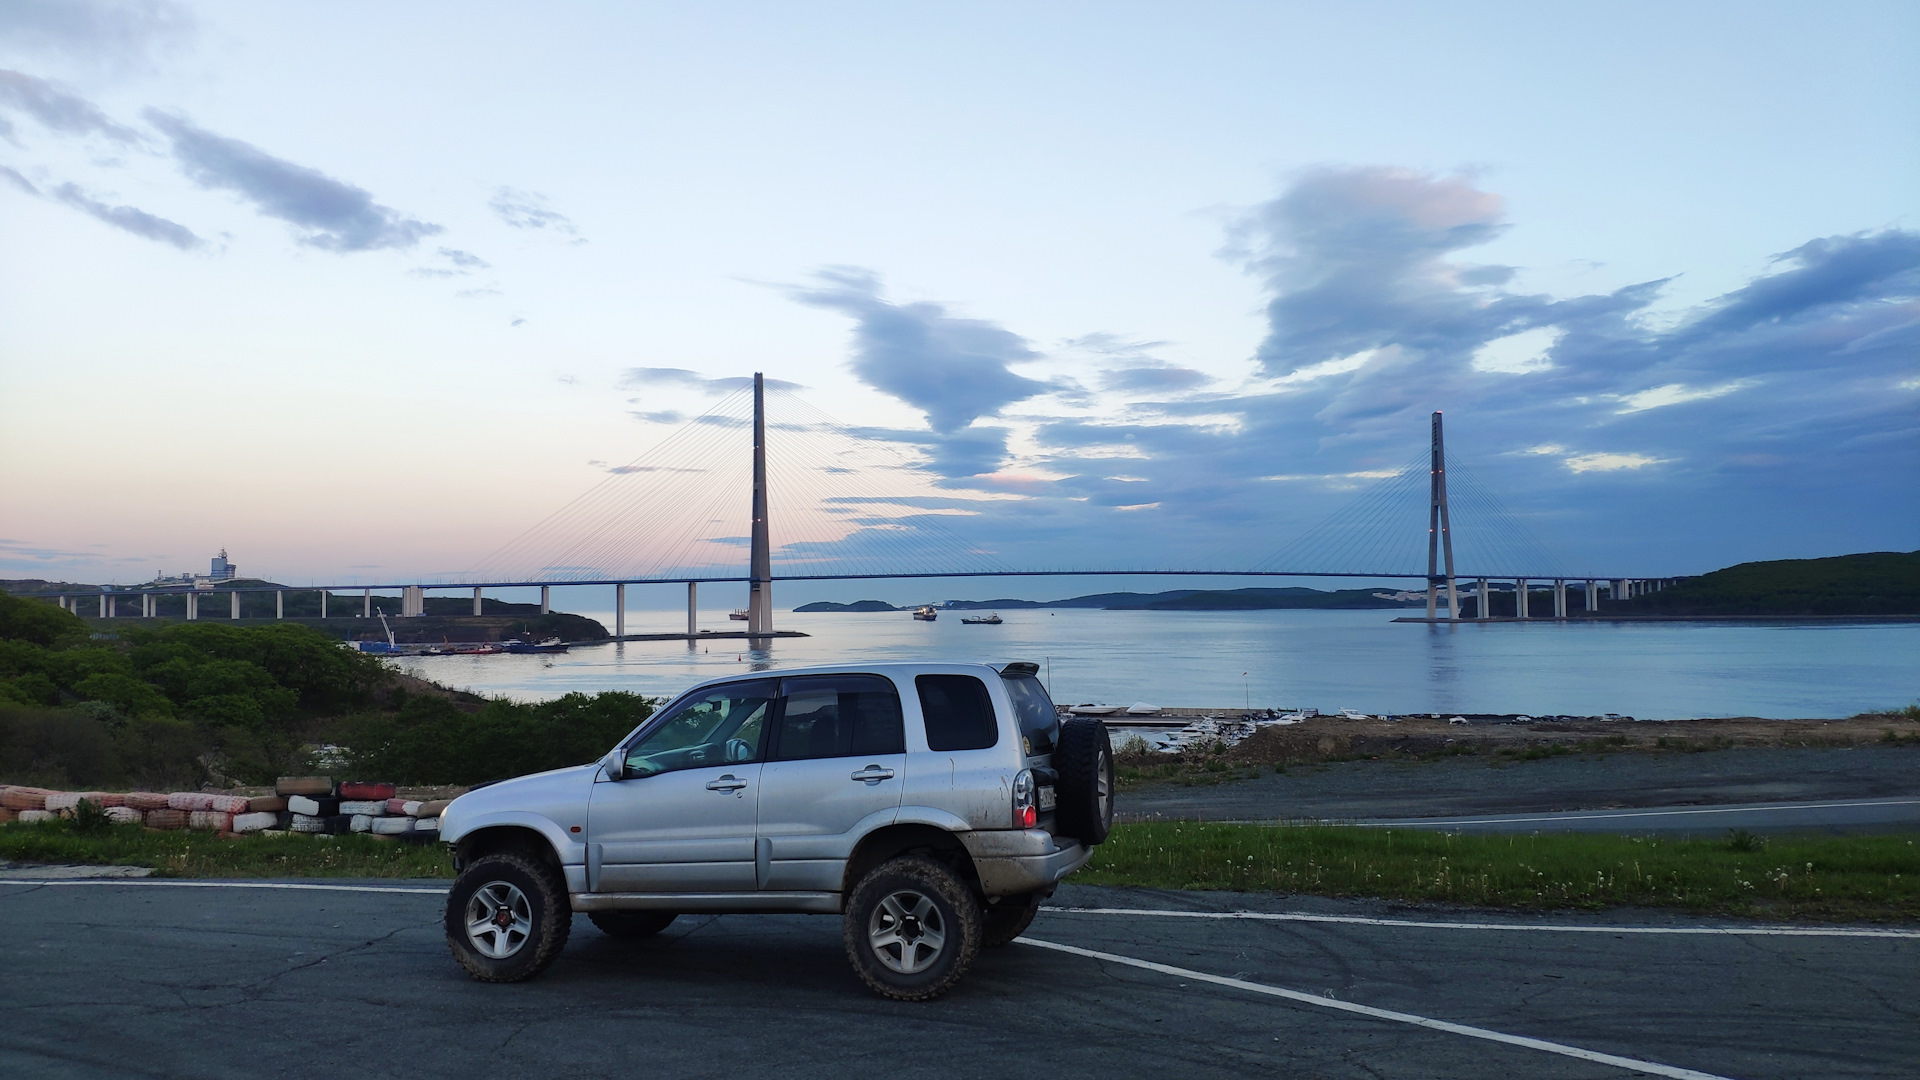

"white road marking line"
[0,879,448,895]
[1043,906,1920,938]
[1019,936,1739,1080]
[1356,797,1920,828]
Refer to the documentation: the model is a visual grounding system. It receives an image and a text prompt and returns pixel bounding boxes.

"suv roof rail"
[998,661,1040,677]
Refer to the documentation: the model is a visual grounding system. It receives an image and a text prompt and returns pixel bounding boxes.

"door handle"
[706,775,748,792]
[850,765,895,784]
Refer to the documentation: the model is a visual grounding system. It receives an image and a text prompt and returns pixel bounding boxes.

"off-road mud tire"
[981,891,1043,947]
[588,910,678,938]
[1054,716,1114,845]
[445,851,571,982]
[843,855,982,1001]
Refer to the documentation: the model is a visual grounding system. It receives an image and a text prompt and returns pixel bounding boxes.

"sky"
[1,0,1915,596]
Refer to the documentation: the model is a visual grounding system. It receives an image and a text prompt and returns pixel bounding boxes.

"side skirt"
[572,891,843,915]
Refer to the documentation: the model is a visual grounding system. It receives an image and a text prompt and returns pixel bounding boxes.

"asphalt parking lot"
[2,878,1912,1080]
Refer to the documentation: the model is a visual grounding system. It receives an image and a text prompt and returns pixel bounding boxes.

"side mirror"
[602,750,625,782]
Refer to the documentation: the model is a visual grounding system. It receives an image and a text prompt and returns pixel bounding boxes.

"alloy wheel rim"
[1097,749,1112,823]
[868,889,947,974]
[465,880,533,959]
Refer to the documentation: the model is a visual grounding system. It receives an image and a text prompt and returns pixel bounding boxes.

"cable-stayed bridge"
[44,375,1679,631]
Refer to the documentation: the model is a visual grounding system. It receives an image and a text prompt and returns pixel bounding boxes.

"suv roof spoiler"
[997,661,1040,677]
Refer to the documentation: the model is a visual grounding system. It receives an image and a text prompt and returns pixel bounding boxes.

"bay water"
[389,608,1918,720]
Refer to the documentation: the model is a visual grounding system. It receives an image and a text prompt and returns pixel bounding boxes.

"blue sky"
[1,1,1914,591]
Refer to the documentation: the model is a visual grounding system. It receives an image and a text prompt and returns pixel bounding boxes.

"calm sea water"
[387,608,1918,720]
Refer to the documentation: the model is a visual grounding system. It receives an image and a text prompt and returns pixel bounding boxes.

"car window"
[915,674,999,752]
[1000,673,1059,754]
[773,675,905,761]
[624,680,774,778]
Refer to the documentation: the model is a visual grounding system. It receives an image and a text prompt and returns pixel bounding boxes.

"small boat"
[729,609,749,621]
[912,605,938,621]
[1068,703,1123,716]
[1124,702,1160,716]
[1338,708,1373,720]
[960,613,1002,625]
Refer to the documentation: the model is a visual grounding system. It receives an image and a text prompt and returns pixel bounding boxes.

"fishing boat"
[960,612,1002,625]
[912,605,938,621]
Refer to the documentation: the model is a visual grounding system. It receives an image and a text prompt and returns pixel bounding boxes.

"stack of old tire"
[283,777,448,841]
[0,780,450,839]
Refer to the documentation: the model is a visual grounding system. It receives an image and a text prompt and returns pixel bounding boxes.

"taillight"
[1012,769,1037,829]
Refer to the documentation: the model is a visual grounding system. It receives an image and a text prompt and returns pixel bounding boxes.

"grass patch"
[0,819,453,879]
[1080,822,1920,921]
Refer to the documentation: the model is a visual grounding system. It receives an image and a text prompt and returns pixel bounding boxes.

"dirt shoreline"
[1117,711,1920,766]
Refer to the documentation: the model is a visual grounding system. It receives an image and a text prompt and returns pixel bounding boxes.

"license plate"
[1038,786,1056,811]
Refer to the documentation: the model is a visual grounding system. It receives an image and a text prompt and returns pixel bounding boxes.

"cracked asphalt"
[2,879,1912,1079]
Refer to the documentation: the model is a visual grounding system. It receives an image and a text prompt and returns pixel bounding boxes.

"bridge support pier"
[231,591,240,619]
[187,592,198,621]
[319,590,327,619]
[540,586,550,615]
[1585,580,1597,612]
[1554,579,1567,618]
[276,590,283,619]
[1476,578,1489,619]
[616,583,626,639]
[1516,579,1529,619]
[687,582,698,636]
[472,586,482,617]
[362,588,371,618]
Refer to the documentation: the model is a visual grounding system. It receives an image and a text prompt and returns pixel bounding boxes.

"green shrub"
[336,691,656,785]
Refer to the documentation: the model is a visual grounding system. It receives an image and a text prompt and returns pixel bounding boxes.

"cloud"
[1100,363,1211,393]
[1564,452,1668,473]
[490,187,578,235]
[0,69,141,145]
[1612,380,1754,414]
[439,246,488,269]
[144,111,441,251]
[0,164,200,248]
[787,268,1058,478]
[617,368,804,393]
[629,410,684,424]
[52,181,198,248]
[0,1,193,71]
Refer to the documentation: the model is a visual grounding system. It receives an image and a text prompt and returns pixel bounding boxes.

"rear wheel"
[444,852,571,982]
[588,910,677,938]
[981,892,1043,947]
[843,856,981,1001]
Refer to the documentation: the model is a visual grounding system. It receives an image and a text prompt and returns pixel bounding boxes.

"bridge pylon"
[746,372,774,636]
[1426,410,1461,620]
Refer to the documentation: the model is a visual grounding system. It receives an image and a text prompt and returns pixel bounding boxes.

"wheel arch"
[454,824,565,875]
[844,822,981,897]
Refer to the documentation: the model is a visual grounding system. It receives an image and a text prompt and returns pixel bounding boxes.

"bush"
[0,594,89,647]
[336,691,656,785]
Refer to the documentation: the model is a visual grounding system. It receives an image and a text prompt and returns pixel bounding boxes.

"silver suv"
[438,660,1114,999]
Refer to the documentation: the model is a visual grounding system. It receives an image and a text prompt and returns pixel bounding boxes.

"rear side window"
[773,674,905,761]
[1000,674,1059,754]
[915,674,999,752]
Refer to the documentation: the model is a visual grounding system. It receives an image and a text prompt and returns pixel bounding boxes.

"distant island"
[1607,551,1920,617]
[796,587,1426,613]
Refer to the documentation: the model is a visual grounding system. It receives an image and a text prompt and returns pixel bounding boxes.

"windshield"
[1000,673,1059,755]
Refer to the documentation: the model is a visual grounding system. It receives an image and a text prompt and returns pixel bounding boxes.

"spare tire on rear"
[1052,717,1114,845]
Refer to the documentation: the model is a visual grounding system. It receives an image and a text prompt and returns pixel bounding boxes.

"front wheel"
[843,856,981,1001]
[445,852,572,982]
